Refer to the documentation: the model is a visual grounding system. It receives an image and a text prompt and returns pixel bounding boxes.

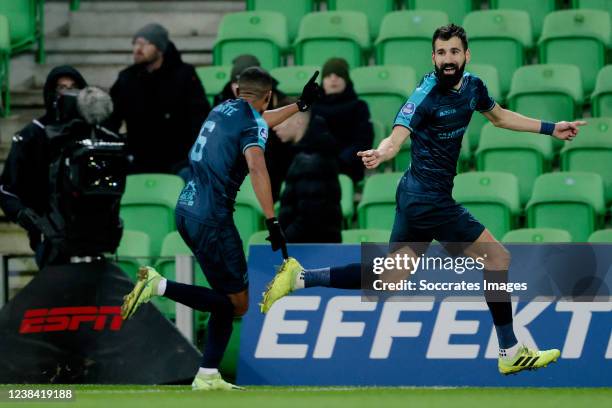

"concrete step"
[45,36,215,53]
[10,89,45,109]
[0,108,44,144]
[73,1,244,13]
[69,10,224,37]
[0,223,33,256]
[30,64,127,90]
[43,52,212,67]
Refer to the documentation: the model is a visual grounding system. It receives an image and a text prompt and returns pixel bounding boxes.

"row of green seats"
[358,171,609,242]
[246,0,599,43]
[214,8,610,96]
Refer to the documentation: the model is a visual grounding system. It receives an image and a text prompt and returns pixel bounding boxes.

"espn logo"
[19,306,123,334]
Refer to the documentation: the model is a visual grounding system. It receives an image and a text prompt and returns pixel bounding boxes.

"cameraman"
[0,66,125,268]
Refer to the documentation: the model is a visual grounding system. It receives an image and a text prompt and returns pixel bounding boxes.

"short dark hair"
[432,24,468,52]
[237,67,274,99]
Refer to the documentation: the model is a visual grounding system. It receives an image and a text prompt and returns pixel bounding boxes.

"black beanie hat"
[133,23,169,53]
[231,54,261,82]
[322,58,350,81]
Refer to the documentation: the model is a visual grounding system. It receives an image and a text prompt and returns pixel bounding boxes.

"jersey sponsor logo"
[402,103,416,115]
[438,108,457,117]
[19,306,123,333]
[259,127,268,142]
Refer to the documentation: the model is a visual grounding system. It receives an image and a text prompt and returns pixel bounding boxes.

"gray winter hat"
[133,23,169,52]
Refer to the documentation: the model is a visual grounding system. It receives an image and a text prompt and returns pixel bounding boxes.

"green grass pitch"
[0,386,610,408]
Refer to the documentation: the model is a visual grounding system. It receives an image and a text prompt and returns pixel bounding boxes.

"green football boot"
[192,372,244,391]
[260,257,303,314]
[121,266,162,320]
[498,344,561,375]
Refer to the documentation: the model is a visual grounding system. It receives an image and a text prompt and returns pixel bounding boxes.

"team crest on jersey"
[402,102,415,115]
[469,97,477,110]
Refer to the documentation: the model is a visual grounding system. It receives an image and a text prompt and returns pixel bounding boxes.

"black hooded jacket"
[311,82,374,182]
[108,41,211,174]
[0,66,87,249]
[278,116,342,243]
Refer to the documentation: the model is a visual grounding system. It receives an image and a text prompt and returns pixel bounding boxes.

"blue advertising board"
[238,245,612,387]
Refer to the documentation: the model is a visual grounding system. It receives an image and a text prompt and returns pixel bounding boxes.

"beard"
[434,61,466,89]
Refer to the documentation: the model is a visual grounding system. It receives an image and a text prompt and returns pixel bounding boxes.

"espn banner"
[239,245,612,387]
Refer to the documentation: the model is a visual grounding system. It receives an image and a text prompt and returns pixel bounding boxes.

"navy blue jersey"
[394,72,495,196]
[176,99,268,225]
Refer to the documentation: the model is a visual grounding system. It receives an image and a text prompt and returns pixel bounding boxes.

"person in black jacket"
[312,58,374,183]
[107,23,211,174]
[0,66,88,266]
[275,111,342,243]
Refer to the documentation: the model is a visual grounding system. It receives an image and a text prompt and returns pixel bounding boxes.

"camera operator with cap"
[0,66,87,267]
[107,23,211,175]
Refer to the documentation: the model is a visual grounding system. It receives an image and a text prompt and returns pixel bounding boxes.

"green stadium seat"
[246,0,314,42]
[457,134,472,173]
[339,173,355,225]
[0,14,9,117]
[591,65,612,117]
[235,175,264,251]
[526,172,606,242]
[328,0,395,41]
[405,0,474,25]
[375,10,449,80]
[539,10,610,95]
[394,141,412,173]
[270,65,321,97]
[371,118,396,171]
[572,0,612,13]
[502,228,573,243]
[561,117,612,205]
[452,172,521,239]
[247,230,268,249]
[464,63,502,151]
[120,174,185,258]
[196,65,232,106]
[294,11,371,67]
[114,230,151,281]
[476,123,554,206]
[342,228,391,243]
[463,10,532,97]
[351,65,416,130]
[0,0,45,62]
[358,172,403,230]
[213,11,288,70]
[490,0,557,40]
[507,64,583,150]
[153,231,207,322]
[588,229,612,243]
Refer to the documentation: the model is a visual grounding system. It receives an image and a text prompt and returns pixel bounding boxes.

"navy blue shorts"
[390,187,485,246]
[175,213,248,294]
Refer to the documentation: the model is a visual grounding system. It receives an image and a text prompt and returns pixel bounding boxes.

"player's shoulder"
[463,71,486,87]
[407,72,438,107]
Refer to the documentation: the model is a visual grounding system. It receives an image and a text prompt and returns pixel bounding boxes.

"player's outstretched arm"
[357,125,410,169]
[245,147,275,219]
[483,104,587,141]
[262,71,322,128]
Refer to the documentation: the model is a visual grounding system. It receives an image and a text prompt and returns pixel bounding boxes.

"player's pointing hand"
[552,120,587,141]
[357,149,382,169]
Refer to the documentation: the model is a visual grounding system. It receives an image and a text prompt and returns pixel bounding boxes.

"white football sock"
[198,367,219,376]
[157,278,167,296]
[294,270,305,289]
[500,342,521,360]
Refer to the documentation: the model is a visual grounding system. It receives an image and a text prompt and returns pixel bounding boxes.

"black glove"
[296,71,322,112]
[265,217,287,256]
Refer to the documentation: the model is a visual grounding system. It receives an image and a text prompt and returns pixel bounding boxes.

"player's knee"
[485,248,511,271]
[232,302,248,317]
